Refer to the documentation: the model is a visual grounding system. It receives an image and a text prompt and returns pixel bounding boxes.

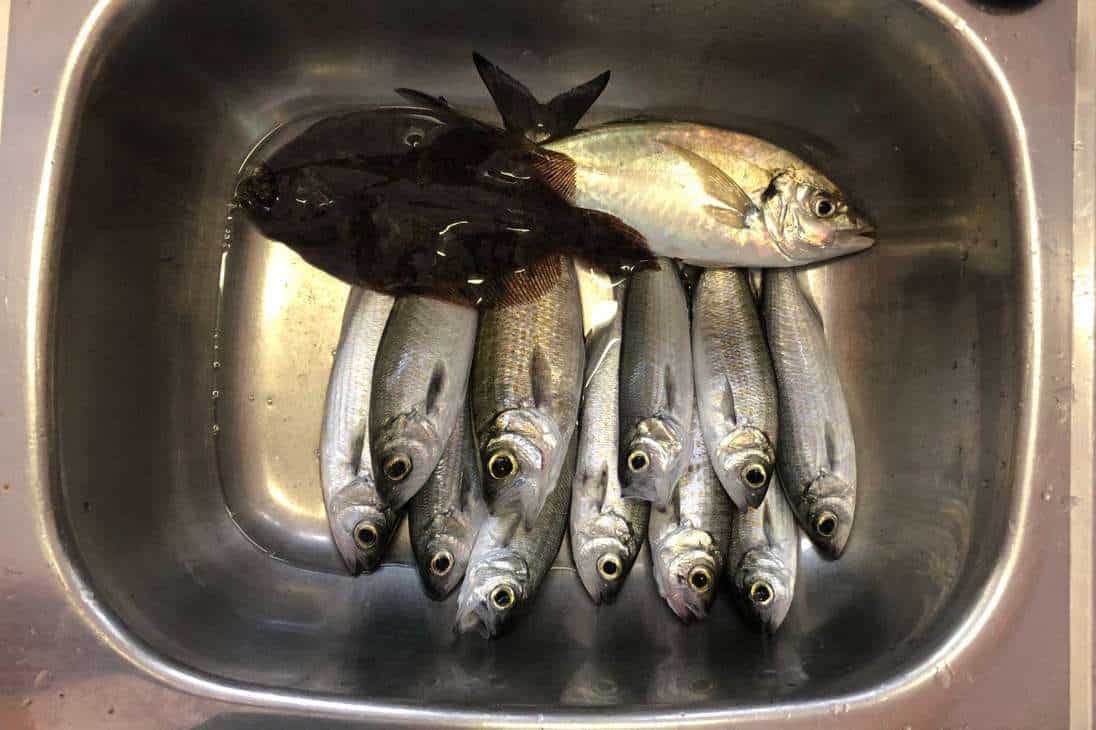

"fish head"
[419,512,480,600]
[620,417,688,507]
[372,412,443,510]
[454,549,529,639]
[714,426,776,509]
[802,472,856,558]
[572,513,636,604]
[761,170,874,263]
[481,408,564,526]
[733,548,795,633]
[330,480,399,574]
[651,526,720,622]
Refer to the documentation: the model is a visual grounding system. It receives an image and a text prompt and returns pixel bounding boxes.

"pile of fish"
[237,54,872,638]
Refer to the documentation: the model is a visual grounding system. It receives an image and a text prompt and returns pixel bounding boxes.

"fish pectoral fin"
[472,52,541,137]
[530,343,555,411]
[528,151,577,202]
[704,204,750,229]
[721,374,739,425]
[663,364,678,415]
[655,141,756,223]
[545,70,611,137]
[425,361,447,416]
[823,420,839,473]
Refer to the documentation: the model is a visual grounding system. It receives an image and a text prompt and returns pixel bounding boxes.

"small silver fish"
[471,256,585,526]
[320,287,401,574]
[762,269,857,557]
[619,259,694,507]
[648,411,733,622]
[370,295,477,510]
[408,405,487,599]
[539,122,874,267]
[692,268,778,510]
[570,302,649,603]
[455,438,576,638]
[726,475,799,633]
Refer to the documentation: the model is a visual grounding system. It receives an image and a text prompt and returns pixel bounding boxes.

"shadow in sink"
[44,0,1027,719]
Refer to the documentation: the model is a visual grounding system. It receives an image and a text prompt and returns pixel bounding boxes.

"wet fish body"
[761,269,857,557]
[692,268,778,510]
[471,257,585,526]
[570,301,649,603]
[619,259,694,507]
[408,405,488,599]
[540,122,874,267]
[370,295,477,510]
[726,476,799,633]
[455,438,577,638]
[648,411,733,622]
[319,287,401,574]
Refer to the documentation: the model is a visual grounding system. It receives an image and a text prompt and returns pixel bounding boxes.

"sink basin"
[36,0,1046,723]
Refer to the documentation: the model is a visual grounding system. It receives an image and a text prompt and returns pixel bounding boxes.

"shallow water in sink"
[50,0,1024,713]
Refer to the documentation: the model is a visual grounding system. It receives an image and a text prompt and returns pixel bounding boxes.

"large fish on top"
[537,121,874,267]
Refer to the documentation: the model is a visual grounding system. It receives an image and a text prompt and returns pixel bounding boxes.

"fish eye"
[430,550,454,577]
[749,580,774,606]
[490,584,516,610]
[626,450,650,473]
[382,453,412,482]
[597,554,623,582]
[813,197,836,218]
[741,463,768,490]
[815,511,838,538]
[687,566,713,593]
[353,521,380,550]
[487,450,517,480]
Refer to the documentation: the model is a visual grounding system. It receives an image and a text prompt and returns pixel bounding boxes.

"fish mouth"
[832,227,876,252]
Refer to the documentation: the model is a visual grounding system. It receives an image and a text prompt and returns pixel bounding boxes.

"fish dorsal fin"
[394,87,492,131]
[425,361,447,415]
[472,52,542,138]
[545,70,611,136]
[530,343,553,411]
[654,141,756,227]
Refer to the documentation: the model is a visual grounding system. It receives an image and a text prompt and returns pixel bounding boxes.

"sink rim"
[24,0,1044,724]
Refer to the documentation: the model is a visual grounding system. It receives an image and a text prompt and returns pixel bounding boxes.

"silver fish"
[320,287,401,574]
[726,475,799,633]
[619,259,694,507]
[455,437,576,638]
[370,295,477,510]
[761,269,857,557]
[539,122,874,267]
[570,302,649,604]
[692,268,778,510]
[408,405,487,599]
[648,411,733,622]
[471,256,584,526]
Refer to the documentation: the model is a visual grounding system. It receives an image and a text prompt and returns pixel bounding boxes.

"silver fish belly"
[648,410,733,622]
[455,437,577,638]
[471,256,585,526]
[370,295,477,510]
[761,269,857,558]
[408,404,487,600]
[570,301,649,604]
[726,475,799,633]
[692,268,778,510]
[320,287,401,574]
[619,259,694,507]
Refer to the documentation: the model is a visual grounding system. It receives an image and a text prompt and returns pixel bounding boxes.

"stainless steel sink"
[24,0,1085,726]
